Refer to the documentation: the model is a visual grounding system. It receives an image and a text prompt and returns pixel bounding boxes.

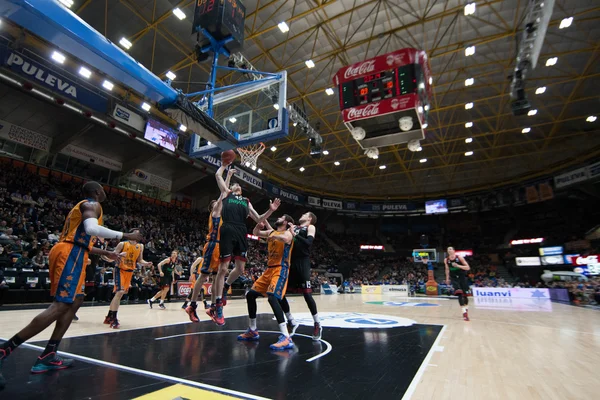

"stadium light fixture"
[465,46,475,56]
[299,167,305,172]
[334,161,340,166]
[429,77,433,85]
[119,37,132,50]
[257,168,263,174]
[465,102,474,110]
[286,157,292,162]
[528,109,538,116]
[102,80,114,91]
[465,137,473,143]
[273,104,280,110]
[305,60,315,68]
[465,122,473,128]
[422,123,428,129]
[416,146,422,152]
[379,165,386,170]
[464,3,476,16]
[59,0,74,8]
[559,17,573,29]
[270,146,277,152]
[78,66,92,79]
[587,116,597,122]
[465,78,474,86]
[293,122,298,127]
[166,71,176,80]
[179,124,187,132]
[546,57,558,66]
[251,165,257,171]
[522,127,531,133]
[465,151,474,156]
[420,158,427,163]
[141,102,151,112]
[278,22,290,33]
[173,8,186,20]
[51,51,66,64]
[325,88,334,96]
[229,117,237,123]
[322,150,330,155]
[535,86,546,94]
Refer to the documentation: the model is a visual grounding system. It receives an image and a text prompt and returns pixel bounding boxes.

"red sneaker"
[103,316,112,325]
[206,306,217,323]
[214,304,225,326]
[185,305,200,323]
[109,319,120,329]
[463,312,470,321]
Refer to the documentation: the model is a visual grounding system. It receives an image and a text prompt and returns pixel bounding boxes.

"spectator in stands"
[130,271,143,302]
[12,223,25,237]
[14,251,32,270]
[94,267,110,303]
[0,269,8,306]
[36,227,48,242]
[47,229,59,244]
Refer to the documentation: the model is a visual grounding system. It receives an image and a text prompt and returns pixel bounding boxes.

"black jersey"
[446,256,466,275]
[222,193,249,226]
[291,226,311,260]
[162,260,176,276]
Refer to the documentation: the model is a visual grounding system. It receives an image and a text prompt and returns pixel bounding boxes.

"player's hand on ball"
[270,198,281,211]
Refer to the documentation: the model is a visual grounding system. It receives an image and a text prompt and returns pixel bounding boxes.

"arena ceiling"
[19,1,600,199]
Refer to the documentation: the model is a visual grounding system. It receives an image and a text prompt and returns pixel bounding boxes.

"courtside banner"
[239,170,262,189]
[472,287,550,299]
[554,167,588,189]
[176,282,193,297]
[382,285,409,294]
[323,199,342,209]
[360,203,416,212]
[308,196,321,207]
[361,285,382,294]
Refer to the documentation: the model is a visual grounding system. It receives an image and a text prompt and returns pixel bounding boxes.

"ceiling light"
[465,78,474,86]
[305,60,315,69]
[465,102,474,110]
[559,17,573,29]
[334,161,340,166]
[119,37,132,50]
[416,146,422,152]
[325,88,334,96]
[418,106,424,113]
[535,86,546,94]
[166,71,176,80]
[422,123,428,129]
[229,117,237,123]
[102,80,114,91]
[429,77,433,85]
[465,122,473,128]
[299,167,305,172]
[465,137,473,143]
[420,158,427,163]
[179,124,187,132]
[278,22,290,33]
[245,161,251,167]
[322,150,329,155]
[173,8,186,20]
[78,66,92,79]
[465,151,474,156]
[257,168,263,174]
[522,128,531,133]
[207,141,211,145]
[464,3,476,16]
[273,104,280,110]
[271,146,277,152]
[59,0,74,9]
[286,157,292,162]
[373,155,379,159]
[379,165,386,170]
[251,165,257,171]
[465,46,475,56]
[587,116,597,122]
[424,105,430,111]
[546,57,558,66]
[293,122,298,127]
[51,51,66,64]
[141,102,151,112]
[528,109,538,116]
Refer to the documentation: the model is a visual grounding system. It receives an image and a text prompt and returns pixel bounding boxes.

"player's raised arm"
[81,202,142,241]
[248,198,281,223]
[252,221,273,239]
[215,165,231,195]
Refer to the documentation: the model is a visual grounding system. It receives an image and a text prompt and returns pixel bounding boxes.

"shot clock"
[192,0,246,50]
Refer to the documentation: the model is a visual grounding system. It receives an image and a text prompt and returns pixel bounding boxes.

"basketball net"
[236,142,265,169]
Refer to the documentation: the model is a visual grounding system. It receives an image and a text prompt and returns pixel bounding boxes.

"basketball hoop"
[236,142,265,169]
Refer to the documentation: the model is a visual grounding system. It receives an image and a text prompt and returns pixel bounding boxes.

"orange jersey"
[60,199,103,251]
[206,216,222,242]
[267,230,293,267]
[119,241,142,271]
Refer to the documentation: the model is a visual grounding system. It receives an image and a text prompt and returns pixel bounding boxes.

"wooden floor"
[1,293,599,399]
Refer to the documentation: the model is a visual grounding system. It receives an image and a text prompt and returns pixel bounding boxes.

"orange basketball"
[221,149,236,165]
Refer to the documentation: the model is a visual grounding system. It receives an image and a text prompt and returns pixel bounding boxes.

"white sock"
[285,312,295,324]
[278,322,289,337]
[462,307,467,314]
[160,300,164,304]
[313,313,320,323]
[249,318,257,331]
[150,297,156,302]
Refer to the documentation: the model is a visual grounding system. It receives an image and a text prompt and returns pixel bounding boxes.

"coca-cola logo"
[344,60,376,79]
[575,255,599,265]
[178,285,192,296]
[346,103,380,120]
[386,54,404,66]
[391,99,399,109]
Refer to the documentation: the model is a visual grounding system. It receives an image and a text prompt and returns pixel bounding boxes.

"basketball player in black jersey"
[444,246,471,321]
[213,162,281,325]
[278,212,322,340]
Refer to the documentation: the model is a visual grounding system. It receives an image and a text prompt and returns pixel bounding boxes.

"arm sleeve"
[294,235,314,247]
[83,218,123,240]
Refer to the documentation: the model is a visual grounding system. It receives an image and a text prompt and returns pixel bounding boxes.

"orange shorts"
[251,265,289,300]
[49,242,89,304]
[114,268,134,292]
[200,241,220,275]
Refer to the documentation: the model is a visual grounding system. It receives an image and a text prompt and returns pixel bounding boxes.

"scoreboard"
[193,0,246,49]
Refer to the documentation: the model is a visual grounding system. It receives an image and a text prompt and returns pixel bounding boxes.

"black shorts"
[451,273,469,294]
[219,223,248,262]
[287,257,312,293]
[159,276,173,289]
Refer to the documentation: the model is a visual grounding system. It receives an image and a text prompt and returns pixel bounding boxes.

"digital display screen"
[539,246,563,256]
[564,254,580,264]
[144,120,178,151]
[515,257,541,266]
[541,255,563,265]
[425,199,448,214]
[412,248,437,262]
[222,0,246,43]
[339,65,417,110]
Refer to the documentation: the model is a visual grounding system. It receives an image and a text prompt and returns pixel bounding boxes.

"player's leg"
[279,296,300,336]
[212,261,230,325]
[185,272,206,322]
[459,275,470,321]
[223,231,247,305]
[106,269,127,327]
[451,275,467,319]
[237,289,261,341]
[158,286,169,309]
[267,268,294,350]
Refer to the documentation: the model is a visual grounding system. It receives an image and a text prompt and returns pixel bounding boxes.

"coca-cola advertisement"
[572,255,600,265]
[333,48,418,86]
[342,94,416,122]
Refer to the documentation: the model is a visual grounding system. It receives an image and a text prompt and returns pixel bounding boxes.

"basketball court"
[1,294,598,399]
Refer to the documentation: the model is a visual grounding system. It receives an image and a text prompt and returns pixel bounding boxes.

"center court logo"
[289,312,416,329]
[365,301,439,307]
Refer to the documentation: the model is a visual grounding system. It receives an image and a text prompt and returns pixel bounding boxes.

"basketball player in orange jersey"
[148,251,181,309]
[182,253,204,309]
[445,246,471,321]
[104,228,152,329]
[0,182,141,389]
[212,162,280,325]
[238,215,295,350]
[184,168,235,321]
